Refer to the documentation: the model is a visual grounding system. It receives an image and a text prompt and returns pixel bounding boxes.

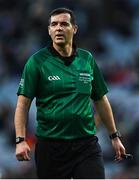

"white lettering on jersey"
[48,76,61,81]
[19,78,24,87]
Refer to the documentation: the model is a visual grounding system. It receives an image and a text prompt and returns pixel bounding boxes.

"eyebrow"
[50,21,71,26]
[50,20,70,23]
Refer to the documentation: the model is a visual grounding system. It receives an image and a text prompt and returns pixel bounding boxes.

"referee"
[14,7,126,179]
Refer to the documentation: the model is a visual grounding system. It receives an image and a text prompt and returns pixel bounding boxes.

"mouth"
[55,34,64,39]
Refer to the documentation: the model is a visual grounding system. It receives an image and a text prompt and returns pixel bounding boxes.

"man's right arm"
[14,95,32,161]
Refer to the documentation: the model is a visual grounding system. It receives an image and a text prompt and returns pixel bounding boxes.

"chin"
[55,41,65,46]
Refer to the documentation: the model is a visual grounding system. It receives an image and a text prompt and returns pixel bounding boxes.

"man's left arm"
[94,95,126,161]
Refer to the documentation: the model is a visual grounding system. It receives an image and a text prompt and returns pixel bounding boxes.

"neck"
[53,42,73,57]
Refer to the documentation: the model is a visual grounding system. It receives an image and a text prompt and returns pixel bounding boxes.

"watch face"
[16,137,24,143]
[109,131,121,139]
[16,137,20,142]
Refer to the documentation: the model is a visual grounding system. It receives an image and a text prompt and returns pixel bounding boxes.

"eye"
[50,22,57,26]
[61,22,70,27]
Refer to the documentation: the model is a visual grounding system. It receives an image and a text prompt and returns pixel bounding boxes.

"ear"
[48,26,51,35]
[73,25,78,35]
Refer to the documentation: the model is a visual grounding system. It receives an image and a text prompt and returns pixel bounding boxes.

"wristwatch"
[109,131,121,139]
[16,137,25,144]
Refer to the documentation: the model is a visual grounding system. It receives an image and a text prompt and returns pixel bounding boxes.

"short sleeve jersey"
[17,47,108,139]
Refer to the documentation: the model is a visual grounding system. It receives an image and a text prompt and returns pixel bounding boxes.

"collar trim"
[48,42,77,66]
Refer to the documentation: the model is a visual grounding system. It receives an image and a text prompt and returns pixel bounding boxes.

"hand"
[111,137,126,161]
[16,141,31,161]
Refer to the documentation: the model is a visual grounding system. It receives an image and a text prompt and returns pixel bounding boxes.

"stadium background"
[0,0,139,178]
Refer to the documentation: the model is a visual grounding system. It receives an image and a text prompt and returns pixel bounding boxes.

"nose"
[56,23,63,31]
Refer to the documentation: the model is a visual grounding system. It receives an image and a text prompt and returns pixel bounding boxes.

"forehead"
[50,13,71,23]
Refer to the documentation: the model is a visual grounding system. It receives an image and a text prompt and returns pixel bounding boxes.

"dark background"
[0,0,139,178]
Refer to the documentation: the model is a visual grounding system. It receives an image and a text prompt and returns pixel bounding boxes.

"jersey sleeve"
[17,56,39,99]
[91,57,108,101]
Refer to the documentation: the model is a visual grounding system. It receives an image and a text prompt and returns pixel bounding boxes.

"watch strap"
[16,137,25,144]
[109,131,121,139]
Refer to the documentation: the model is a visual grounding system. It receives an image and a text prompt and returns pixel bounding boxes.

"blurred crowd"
[0,0,139,178]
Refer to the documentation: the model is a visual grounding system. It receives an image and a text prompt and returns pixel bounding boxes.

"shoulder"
[77,48,95,65]
[77,48,94,59]
[27,47,51,65]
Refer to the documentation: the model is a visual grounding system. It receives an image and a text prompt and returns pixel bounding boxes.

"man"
[14,8,126,179]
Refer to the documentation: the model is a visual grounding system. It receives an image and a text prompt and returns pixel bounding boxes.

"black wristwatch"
[16,137,25,144]
[109,131,121,139]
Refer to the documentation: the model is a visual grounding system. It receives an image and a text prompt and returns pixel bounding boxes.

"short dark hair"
[49,7,76,25]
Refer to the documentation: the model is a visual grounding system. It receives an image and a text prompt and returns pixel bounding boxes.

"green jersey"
[17,46,108,139]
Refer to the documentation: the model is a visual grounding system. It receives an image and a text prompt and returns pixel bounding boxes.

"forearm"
[94,95,126,159]
[14,107,28,137]
[14,95,31,138]
[94,95,117,134]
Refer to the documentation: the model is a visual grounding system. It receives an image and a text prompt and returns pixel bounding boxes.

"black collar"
[48,42,77,66]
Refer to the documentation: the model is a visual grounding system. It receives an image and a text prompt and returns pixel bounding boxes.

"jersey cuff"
[17,92,34,100]
[92,89,108,101]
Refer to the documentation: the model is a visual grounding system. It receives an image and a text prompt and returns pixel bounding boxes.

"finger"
[115,150,122,161]
[17,155,24,161]
[116,150,121,159]
[24,150,31,161]
[119,147,126,159]
[23,154,30,161]
[16,152,26,161]
[16,153,22,159]
[121,147,126,155]
[22,148,31,160]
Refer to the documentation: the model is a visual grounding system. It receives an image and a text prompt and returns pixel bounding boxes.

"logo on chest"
[48,76,61,81]
[79,73,92,83]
